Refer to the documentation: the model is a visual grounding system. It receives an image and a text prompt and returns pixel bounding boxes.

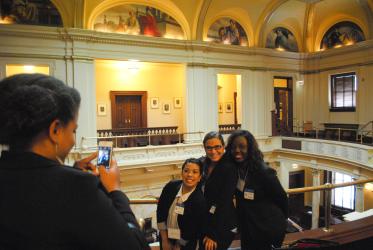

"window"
[330,72,357,112]
[331,172,355,210]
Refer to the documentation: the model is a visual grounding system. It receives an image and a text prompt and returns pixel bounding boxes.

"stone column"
[185,65,217,141]
[278,160,290,190]
[354,177,365,212]
[311,168,321,229]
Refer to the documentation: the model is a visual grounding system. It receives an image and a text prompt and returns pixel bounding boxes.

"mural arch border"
[255,0,287,47]
[87,0,190,39]
[264,24,303,52]
[203,8,254,47]
[314,15,368,52]
[50,0,69,27]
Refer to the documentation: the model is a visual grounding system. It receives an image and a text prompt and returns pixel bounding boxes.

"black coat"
[157,180,207,250]
[200,155,238,243]
[0,151,148,250]
[235,161,288,245]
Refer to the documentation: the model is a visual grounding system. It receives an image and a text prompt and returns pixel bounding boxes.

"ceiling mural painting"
[0,0,62,26]
[266,27,299,52]
[320,21,365,50]
[93,4,185,39]
[206,18,248,46]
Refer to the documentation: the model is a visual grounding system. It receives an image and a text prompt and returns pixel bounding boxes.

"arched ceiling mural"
[206,18,248,46]
[0,0,62,26]
[320,21,365,50]
[266,27,299,52]
[93,4,185,39]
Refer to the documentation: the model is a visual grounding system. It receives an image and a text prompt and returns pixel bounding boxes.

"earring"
[55,143,64,165]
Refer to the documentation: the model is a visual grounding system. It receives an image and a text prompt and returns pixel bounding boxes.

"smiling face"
[230,135,248,163]
[181,162,202,189]
[204,138,224,163]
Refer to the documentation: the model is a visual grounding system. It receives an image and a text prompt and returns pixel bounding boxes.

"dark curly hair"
[0,73,81,151]
[182,158,203,174]
[225,130,263,166]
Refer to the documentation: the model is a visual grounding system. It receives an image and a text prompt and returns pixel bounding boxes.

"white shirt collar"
[176,184,195,203]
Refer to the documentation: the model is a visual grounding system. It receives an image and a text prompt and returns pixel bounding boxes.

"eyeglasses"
[205,145,223,151]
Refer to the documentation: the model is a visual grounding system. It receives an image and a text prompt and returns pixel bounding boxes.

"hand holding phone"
[97,141,113,170]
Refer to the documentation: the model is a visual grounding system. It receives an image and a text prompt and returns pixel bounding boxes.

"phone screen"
[97,146,111,169]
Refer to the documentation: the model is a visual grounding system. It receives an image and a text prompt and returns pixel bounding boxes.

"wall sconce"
[127,59,140,74]
[296,80,304,86]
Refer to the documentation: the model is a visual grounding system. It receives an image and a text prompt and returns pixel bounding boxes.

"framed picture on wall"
[97,103,107,116]
[174,97,182,108]
[150,97,159,109]
[218,103,223,113]
[225,102,233,113]
[163,102,171,114]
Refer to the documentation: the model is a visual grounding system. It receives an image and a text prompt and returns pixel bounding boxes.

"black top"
[157,180,207,250]
[200,155,238,242]
[235,160,288,243]
[0,151,148,250]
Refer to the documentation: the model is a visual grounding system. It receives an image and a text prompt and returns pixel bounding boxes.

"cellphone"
[97,141,113,169]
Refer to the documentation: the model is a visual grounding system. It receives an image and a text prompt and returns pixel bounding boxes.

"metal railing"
[293,124,373,145]
[79,131,205,151]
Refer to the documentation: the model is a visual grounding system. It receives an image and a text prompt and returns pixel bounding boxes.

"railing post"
[323,183,333,232]
[338,128,341,141]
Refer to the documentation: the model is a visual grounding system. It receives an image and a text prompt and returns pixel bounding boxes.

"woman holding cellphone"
[0,74,147,250]
[157,158,207,250]
[200,132,237,250]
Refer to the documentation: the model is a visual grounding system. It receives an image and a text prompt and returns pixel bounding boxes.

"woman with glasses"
[226,130,288,250]
[157,158,207,250]
[200,132,237,250]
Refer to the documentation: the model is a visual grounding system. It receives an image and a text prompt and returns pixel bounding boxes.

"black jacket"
[0,151,148,250]
[157,180,207,250]
[235,160,288,244]
[200,155,238,243]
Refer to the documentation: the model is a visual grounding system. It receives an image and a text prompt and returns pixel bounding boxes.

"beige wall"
[217,74,237,125]
[95,60,185,131]
[296,63,373,127]
[364,186,373,210]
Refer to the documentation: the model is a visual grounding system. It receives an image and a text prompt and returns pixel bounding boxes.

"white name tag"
[244,188,254,200]
[209,205,216,214]
[168,228,181,240]
[237,179,245,192]
[175,204,184,215]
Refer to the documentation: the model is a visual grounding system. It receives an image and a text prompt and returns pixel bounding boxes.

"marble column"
[278,160,290,190]
[311,168,321,229]
[354,178,365,212]
[185,66,217,141]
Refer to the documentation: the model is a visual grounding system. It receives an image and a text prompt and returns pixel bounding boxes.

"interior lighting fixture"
[365,182,373,192]
[24,65,35,72]
[296,80,304,86]
[292,163,299,169]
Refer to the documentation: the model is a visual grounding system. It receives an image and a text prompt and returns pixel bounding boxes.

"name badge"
[237,179,245,192]
[175,203,184,215]
[168,228,181,240]
[209,205,216,214]
[244,188,254,200]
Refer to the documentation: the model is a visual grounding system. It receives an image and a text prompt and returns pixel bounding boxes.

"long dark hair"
[0,73,81,150]
[226,130,263,166]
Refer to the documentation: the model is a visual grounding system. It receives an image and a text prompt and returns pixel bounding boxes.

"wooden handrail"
[286,178,373,194]
[128,178,373,204]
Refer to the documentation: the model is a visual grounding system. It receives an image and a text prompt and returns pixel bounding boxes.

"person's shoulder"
[164,179,182,190]
[256,161,276,177]
[58,165,98,185]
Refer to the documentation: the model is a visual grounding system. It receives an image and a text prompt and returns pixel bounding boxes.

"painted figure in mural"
[225,19,240,45]
[274,29,289,50]
[7,0,38,23]
[126,10,140,35]
[141,7,161,37]
[218,27,228,43]
[116,15,126,33]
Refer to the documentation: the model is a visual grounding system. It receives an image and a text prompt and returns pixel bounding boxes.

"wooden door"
[274,77,293,135]
[289,170,305,217]
[110,91,147,129]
